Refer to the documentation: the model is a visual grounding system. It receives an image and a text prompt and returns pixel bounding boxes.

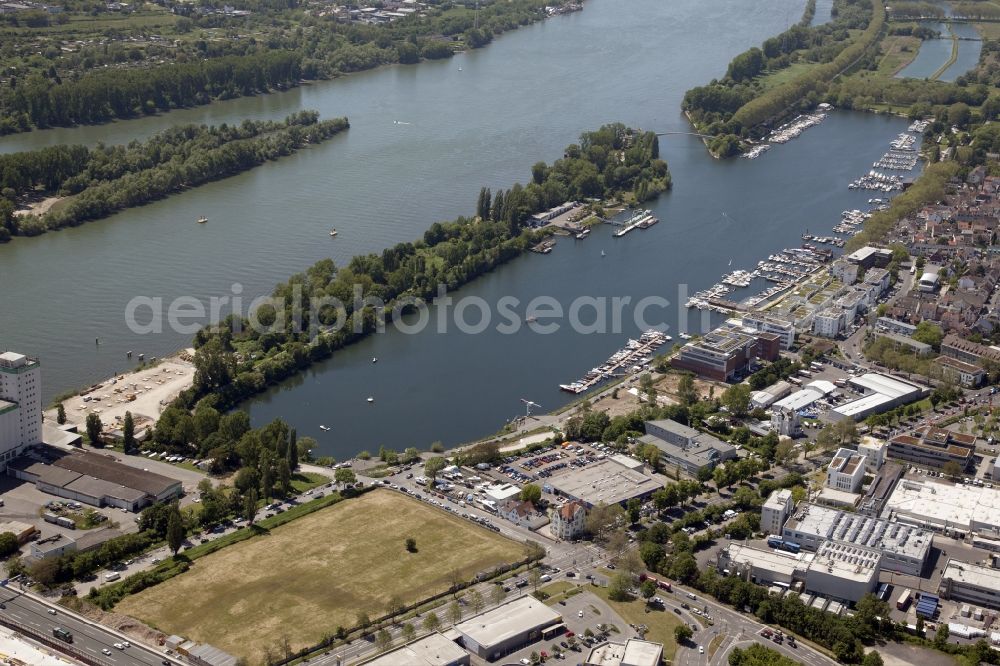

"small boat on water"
[367,396,375,403]
[372,357,378,364]
[197,216,208,224]
[601,250,606,257]
[319,425,330,431]
[329,228,338,237]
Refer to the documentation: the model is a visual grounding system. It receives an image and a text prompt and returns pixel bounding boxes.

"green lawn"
[116,489,523,662]
[590,586,683,663]
[757,62,821,91]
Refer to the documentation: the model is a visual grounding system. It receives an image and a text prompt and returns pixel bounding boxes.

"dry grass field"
[117,489,524,660]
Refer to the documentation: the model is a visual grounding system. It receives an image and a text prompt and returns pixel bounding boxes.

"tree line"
[177,125,668,413]
[0,111,348,241]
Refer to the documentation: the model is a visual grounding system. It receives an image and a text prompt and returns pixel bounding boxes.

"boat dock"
[559,329,671,394]
[611,209,659,237]
[530,239,556,254]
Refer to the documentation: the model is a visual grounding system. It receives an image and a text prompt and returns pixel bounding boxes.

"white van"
[104,573,121,582]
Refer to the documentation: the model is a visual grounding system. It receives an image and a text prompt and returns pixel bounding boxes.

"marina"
[768,111,827,144]
[558,330,671,394]
[848,170,904,192]
[742,144,771,159]
[612,209,660,237]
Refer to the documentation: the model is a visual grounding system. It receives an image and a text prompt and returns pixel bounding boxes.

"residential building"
[761,489,795,535]
[500,499,544,529]
[918,270,941,292]
[940,559,1000,610]
[770,406,799,437]
[935,356,986,388]
[0,351,41,470]
[641,419,736,475]
[846,246,892,269]
[830,258,859,285]
[813,308,846,338]
[886,426,976,471]
[941,334,1000,365]
[826,448,867,493]
[876,317,917,336]
[670,327,779,381]
[878,333,933,357]
[550,501,586,540]
[739,314,796,350]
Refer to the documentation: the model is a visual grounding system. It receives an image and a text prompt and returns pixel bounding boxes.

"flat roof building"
[761,489,794,535]
[846,246,892,269]
[670,327,780,382]
[8,445,182,511]
[783,503,932,576]
[804,541,880,604]
[0,351,41,471]
[454,596,563,661]
[940,559,1000,610]
[883,478,1000,536]
[359,633,470,666]
[739,314,795,350]
[641,419,736,476]
[584,639,664,666]
[936,356,987,388]
[547,458,663,508]
[887,426,976,471]
[718,543,812,587]
[831,373,925,422]
[827,447,867,493]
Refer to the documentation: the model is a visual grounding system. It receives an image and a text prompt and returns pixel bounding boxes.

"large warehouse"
[782,503,932,576]
[454,596,563,661]
[547,457,664,508]
[359,633,469,666]
[882,479,1000,536]
[9,445,182,511]
[831,373,925,421]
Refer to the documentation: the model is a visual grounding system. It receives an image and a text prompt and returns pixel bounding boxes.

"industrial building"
[641,419,736,475]
[782,503,932,576]
[546,458,664,508]
[0,519,37,544]
[454,596,563,661]
[0,352,42,471]
[831,373,925,422]
[761,489,794,535]
[772,380,836,414]
[8,445,182,511]
[882,479,1000,536]
[584,639,663,666]
[669,327,780,381]
[803,541,880,604]
[750,380,793,409]
[826,448,867,493]
[887,426,976,471]
[359,633,470,666]
[718,543,810,587]
[939,559,1000,610]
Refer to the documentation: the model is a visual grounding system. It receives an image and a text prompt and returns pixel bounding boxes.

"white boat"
[679,333,692,340]
[197,216,208,224]
[601,250,606,257]
[367,397,375,403]
[329,228,338,237]
[372,357,378,364]
[319,425,330,431]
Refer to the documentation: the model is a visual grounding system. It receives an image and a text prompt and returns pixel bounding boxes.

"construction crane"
[520,398,541,418]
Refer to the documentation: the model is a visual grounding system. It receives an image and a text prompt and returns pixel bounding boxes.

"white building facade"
[0,352,41,469]
[762,489,795,535]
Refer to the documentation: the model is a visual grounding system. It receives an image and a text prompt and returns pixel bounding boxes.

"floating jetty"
[849,170,903,192]
[559,330,671,393]
[768,113,825,144]
[613,209,659,238]
[742,144,771,159]
[531,239,556,254]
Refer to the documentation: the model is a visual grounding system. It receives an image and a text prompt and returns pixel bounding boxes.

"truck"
[896,588,912,611]
[52,627,73,643]
[766,535,801,553]
[42,513,76,530]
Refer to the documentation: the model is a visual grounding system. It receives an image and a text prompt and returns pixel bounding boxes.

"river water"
[896,20,982,82]
[0,0,918,456]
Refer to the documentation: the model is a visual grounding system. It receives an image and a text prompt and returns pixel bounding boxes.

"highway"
[0,588,172,666]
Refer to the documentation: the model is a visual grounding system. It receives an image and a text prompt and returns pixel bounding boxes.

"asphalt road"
[0,588,174,665]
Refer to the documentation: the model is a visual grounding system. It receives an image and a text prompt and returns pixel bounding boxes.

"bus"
[896,588,912,611]
[52,627,73,643]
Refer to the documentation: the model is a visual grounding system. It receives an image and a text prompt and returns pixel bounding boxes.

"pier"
[559,330,671,394]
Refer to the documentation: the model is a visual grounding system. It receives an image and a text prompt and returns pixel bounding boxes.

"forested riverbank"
[682,0,884,155]
[175,125,670,416]
[0,0,578,135]
[0,112,348,241]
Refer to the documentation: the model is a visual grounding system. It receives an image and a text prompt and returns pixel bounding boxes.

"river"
[0,0,918,457]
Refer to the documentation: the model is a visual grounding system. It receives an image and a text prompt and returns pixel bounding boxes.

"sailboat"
[601,250,606,257]
[372,357,378,364]
[728,258,733,266]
